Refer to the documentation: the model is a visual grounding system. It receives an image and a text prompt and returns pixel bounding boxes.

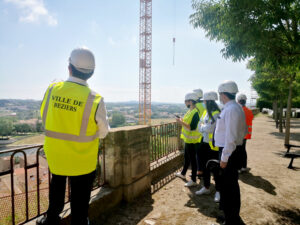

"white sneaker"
[175,172,186,180]
[240,167,251,173]
[195,186,210,195]
[214,191,220,203]
[184,180,197,187]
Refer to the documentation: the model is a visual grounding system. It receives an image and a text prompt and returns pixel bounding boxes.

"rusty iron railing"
[0,142,105,225]
[150,122,182,162]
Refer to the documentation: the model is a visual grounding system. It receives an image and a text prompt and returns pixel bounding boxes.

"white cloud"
[5,0,57,26]
[108,37,117,46]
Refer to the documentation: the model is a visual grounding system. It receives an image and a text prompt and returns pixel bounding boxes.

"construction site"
[0,0,299,225]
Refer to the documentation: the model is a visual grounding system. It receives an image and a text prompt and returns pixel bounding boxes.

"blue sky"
[0,0,253,103]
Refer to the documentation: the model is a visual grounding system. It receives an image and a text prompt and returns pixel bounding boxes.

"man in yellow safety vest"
[37,48,109,225]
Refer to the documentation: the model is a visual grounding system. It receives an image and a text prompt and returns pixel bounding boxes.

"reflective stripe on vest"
[201,110,219,151]
[181,108,202,144]
[42,84,99,143]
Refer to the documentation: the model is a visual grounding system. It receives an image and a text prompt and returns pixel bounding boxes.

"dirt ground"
[95,114,300,225]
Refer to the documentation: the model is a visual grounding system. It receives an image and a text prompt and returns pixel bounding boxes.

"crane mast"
[139,0,152,125]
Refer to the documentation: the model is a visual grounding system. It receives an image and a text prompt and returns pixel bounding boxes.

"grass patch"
[8,134,44,146]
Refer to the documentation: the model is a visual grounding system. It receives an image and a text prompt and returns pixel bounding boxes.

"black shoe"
[216,215,225,223]
[36,215,60,225]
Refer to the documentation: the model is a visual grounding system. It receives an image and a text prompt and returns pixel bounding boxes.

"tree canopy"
[190,0,300,67]
[190,0,300,144]
[111,112,126,128]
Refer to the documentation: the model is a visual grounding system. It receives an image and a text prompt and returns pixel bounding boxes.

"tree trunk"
[279,99,283,133]
[284,78,293,145]
[274,100,278,128]
[272,101,275,119]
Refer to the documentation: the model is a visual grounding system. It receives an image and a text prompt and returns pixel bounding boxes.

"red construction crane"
[139,0,152,125]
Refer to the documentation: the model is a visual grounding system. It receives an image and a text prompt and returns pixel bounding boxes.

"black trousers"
[202,142,220,191]
[47,170,96,225]
[181,143,197,182]
[196,141,205,172]
[219,147,242,225]
[241,139,247,168]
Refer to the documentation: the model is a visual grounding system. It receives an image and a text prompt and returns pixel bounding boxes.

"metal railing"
[0,142,105,225]
[150,122,182,162]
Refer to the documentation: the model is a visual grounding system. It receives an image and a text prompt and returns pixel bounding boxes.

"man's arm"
[221,109,239,163]
[95,98,110,139]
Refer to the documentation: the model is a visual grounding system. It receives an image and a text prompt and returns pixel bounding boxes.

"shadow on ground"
[151,164,182,194]
[92,191,154,225]
[269,131,300,142]
[265,206,300,225]
[239,172,277,195]
[266,118,300,129]
[91,167,184,225]
[185,183,223,222]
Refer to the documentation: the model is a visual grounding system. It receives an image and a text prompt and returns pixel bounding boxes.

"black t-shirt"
[190,112,199,130]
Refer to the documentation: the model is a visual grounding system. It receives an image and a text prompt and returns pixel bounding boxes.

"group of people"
[175,81,253,225]
[36,47,254,225]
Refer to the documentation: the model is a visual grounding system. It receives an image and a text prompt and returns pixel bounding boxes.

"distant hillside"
[0,99,186,122]
[0,99,41,108]
[0,99,41,119]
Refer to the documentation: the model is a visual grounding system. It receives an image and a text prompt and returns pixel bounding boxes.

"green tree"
[36,121,43,132]
[14,123,33,134]
[0,118,13,138]
[248,60,290,132]
[190,0,300,144]
[110,112,126,128]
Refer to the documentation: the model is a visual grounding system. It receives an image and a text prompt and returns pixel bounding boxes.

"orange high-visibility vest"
[242,106,254,139]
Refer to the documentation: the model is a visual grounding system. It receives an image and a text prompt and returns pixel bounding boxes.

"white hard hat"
[185,93,198,101]
[218,80,239,94]
[69,47,95,73]
[237,93,247,101]
[203,91,218,101]
[193,89,203,99]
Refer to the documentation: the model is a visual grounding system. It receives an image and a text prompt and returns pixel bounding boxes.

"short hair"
[222,92,236,100]
[239,99,246,106]
[69,64,93,81]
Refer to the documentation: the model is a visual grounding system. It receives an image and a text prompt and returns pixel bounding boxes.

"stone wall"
[104,125,152,201]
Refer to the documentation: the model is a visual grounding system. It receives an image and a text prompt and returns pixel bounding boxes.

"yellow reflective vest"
[40,81,102,176]
[201,110,219,151]
[180,108,202,144]
[195,102,205,119]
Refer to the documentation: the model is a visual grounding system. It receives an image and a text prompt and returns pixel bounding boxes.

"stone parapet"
[104,125,152,201]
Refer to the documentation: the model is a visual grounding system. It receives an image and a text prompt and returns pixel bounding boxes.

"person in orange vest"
[237,93,253,173]
[37,48,110,225]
